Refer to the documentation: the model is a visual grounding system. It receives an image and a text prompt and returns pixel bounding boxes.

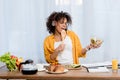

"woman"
[44,11,102,65]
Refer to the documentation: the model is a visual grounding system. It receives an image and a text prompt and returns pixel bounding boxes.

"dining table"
[0,65,120,80]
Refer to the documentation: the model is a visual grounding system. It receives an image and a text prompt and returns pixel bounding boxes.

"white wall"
[0,0,120,64]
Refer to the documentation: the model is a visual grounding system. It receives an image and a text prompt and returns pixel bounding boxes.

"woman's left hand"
[90,43,100,49]
[90,40,103,49]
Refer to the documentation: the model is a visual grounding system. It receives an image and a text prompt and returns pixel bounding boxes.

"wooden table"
[0,66,120,80]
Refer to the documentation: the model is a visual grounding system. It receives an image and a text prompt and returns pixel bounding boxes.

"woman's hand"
[56,43,65,53]
[85,39,103,52]
[90,43,100,49]
[90,37,103,49]
[50,43,65,60]
[86,40,102,51]
[90,39,103,49]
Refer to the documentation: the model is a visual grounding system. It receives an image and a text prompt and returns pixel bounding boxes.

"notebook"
[88,67,109,73]
[81,61,112,68]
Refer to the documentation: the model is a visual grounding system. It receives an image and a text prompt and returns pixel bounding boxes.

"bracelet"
[85,47,89,51]
[85,47,90,51]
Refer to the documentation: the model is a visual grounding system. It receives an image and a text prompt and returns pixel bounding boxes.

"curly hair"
[46,11,72,34]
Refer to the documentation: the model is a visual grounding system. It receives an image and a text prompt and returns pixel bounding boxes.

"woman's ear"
[52,21,55,26]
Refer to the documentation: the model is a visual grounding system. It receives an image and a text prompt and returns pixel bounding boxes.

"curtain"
[0,0,120,64]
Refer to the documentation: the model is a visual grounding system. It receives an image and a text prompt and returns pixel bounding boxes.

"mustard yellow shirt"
[44,30,86,64]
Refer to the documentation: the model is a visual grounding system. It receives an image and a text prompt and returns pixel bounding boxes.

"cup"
[112,59,118,73]
[36,64,44,71]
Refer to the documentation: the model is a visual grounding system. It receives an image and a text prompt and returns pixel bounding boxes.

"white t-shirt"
[54,36,73,65]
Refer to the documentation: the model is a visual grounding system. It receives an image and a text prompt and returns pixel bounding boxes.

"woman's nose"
[63,23,67,27]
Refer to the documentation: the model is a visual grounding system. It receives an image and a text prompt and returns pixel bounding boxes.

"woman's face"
[54,18,67,34]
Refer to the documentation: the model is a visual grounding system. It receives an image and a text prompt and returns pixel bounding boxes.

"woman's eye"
[60,22,64,24]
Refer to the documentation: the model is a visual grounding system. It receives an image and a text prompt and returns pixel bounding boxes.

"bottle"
[112,59,118,73]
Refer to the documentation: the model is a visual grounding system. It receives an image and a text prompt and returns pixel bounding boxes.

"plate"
[36,64,48,71]
[64,64,81,70]
[38,68,45,71]
[45,69,68,74]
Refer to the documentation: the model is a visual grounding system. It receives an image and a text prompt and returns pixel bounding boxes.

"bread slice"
[54,65,64,72]
[47,64,65,72]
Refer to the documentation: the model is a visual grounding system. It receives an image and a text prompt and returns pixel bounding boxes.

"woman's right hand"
[50,43,65,60]
[56,43,65,53]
